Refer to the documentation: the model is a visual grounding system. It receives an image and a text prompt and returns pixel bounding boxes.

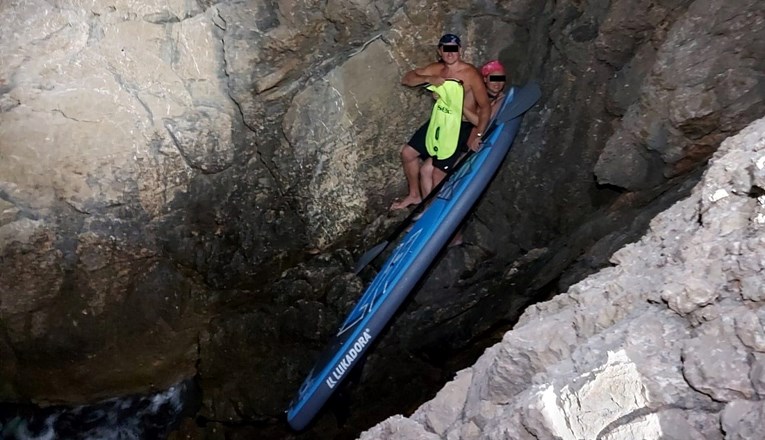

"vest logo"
[437,104,451,114]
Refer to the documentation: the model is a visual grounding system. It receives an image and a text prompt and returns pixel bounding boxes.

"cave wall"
[0,0,763,438]
[0,0,530,406]
[194,0,764,437]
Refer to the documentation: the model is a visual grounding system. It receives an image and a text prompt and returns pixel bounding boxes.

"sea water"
[0,381,195,440]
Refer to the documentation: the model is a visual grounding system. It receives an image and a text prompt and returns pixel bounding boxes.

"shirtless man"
[463,59,508,144]
[391,34,491,210]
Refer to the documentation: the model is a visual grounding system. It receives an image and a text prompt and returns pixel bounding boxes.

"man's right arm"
[467,69,491,151]
[401,64,442,87]
[462,107,479,125]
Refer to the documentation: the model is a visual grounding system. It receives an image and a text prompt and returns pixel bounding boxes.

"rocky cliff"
[0,0,763,438]
[359,115,765,440]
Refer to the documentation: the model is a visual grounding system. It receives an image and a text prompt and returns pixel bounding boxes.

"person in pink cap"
[449,60,508,247]
[463,60,508,130]
[481,60,508,115]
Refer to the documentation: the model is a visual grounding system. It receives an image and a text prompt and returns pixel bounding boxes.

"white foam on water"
[1,382,190,440]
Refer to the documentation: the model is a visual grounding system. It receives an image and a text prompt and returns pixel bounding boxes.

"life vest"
[425,79,464,159]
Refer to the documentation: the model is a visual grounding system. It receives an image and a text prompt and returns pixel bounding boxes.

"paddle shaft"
[352,148,475,274]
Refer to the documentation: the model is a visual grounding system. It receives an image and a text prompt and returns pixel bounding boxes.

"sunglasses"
[440,45,460,52]
[488,75,506,82]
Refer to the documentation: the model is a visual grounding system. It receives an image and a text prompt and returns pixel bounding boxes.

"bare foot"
[390,195,421,210]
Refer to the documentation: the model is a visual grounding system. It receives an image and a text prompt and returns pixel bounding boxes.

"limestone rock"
[594,0,765,190]
[359,117,765,439]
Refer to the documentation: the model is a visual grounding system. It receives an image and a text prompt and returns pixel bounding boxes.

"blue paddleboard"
[286,82,541,430]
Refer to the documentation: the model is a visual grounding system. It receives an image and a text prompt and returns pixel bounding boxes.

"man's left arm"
[468,72,491,151]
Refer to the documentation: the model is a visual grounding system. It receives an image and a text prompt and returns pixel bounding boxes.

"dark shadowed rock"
[595,0,765,190]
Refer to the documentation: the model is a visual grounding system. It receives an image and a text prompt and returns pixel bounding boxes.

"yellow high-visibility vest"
[425,79,464,159]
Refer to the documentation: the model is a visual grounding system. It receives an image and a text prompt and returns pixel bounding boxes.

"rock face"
[359,116,765,440]
[594,0,765,190]
[0,0,763,438]
[0,0,426,405]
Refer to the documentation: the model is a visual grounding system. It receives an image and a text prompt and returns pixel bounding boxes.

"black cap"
[438,33,461,47]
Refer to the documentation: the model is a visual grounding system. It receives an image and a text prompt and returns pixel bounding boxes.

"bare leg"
[431,166,447,191]
[391,144,423,210]
[431,165,464,246]
[419,158,435,197]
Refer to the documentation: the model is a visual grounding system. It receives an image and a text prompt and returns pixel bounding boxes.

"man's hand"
[467,136,482,152]
[428,76,445,86]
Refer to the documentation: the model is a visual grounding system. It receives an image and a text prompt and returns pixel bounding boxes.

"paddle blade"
[498,81,542,123]
[352,240,390,274]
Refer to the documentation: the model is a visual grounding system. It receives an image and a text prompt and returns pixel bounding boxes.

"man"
[390,33,491,210]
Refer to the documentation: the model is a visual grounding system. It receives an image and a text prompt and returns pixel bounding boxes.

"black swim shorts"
[407,120,473,171]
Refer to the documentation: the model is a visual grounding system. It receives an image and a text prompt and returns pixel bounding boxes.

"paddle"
[352,148,475,274]
[352,81,542,274]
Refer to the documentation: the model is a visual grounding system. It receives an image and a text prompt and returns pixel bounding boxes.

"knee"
[401,145,418,161]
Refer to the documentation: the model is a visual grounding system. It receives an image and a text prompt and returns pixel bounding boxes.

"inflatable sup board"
[286,81,541,430]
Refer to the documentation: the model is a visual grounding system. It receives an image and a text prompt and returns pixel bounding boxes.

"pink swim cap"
[480,60,505,77]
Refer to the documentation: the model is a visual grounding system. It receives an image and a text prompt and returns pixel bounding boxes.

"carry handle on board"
[352,81,542,274]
